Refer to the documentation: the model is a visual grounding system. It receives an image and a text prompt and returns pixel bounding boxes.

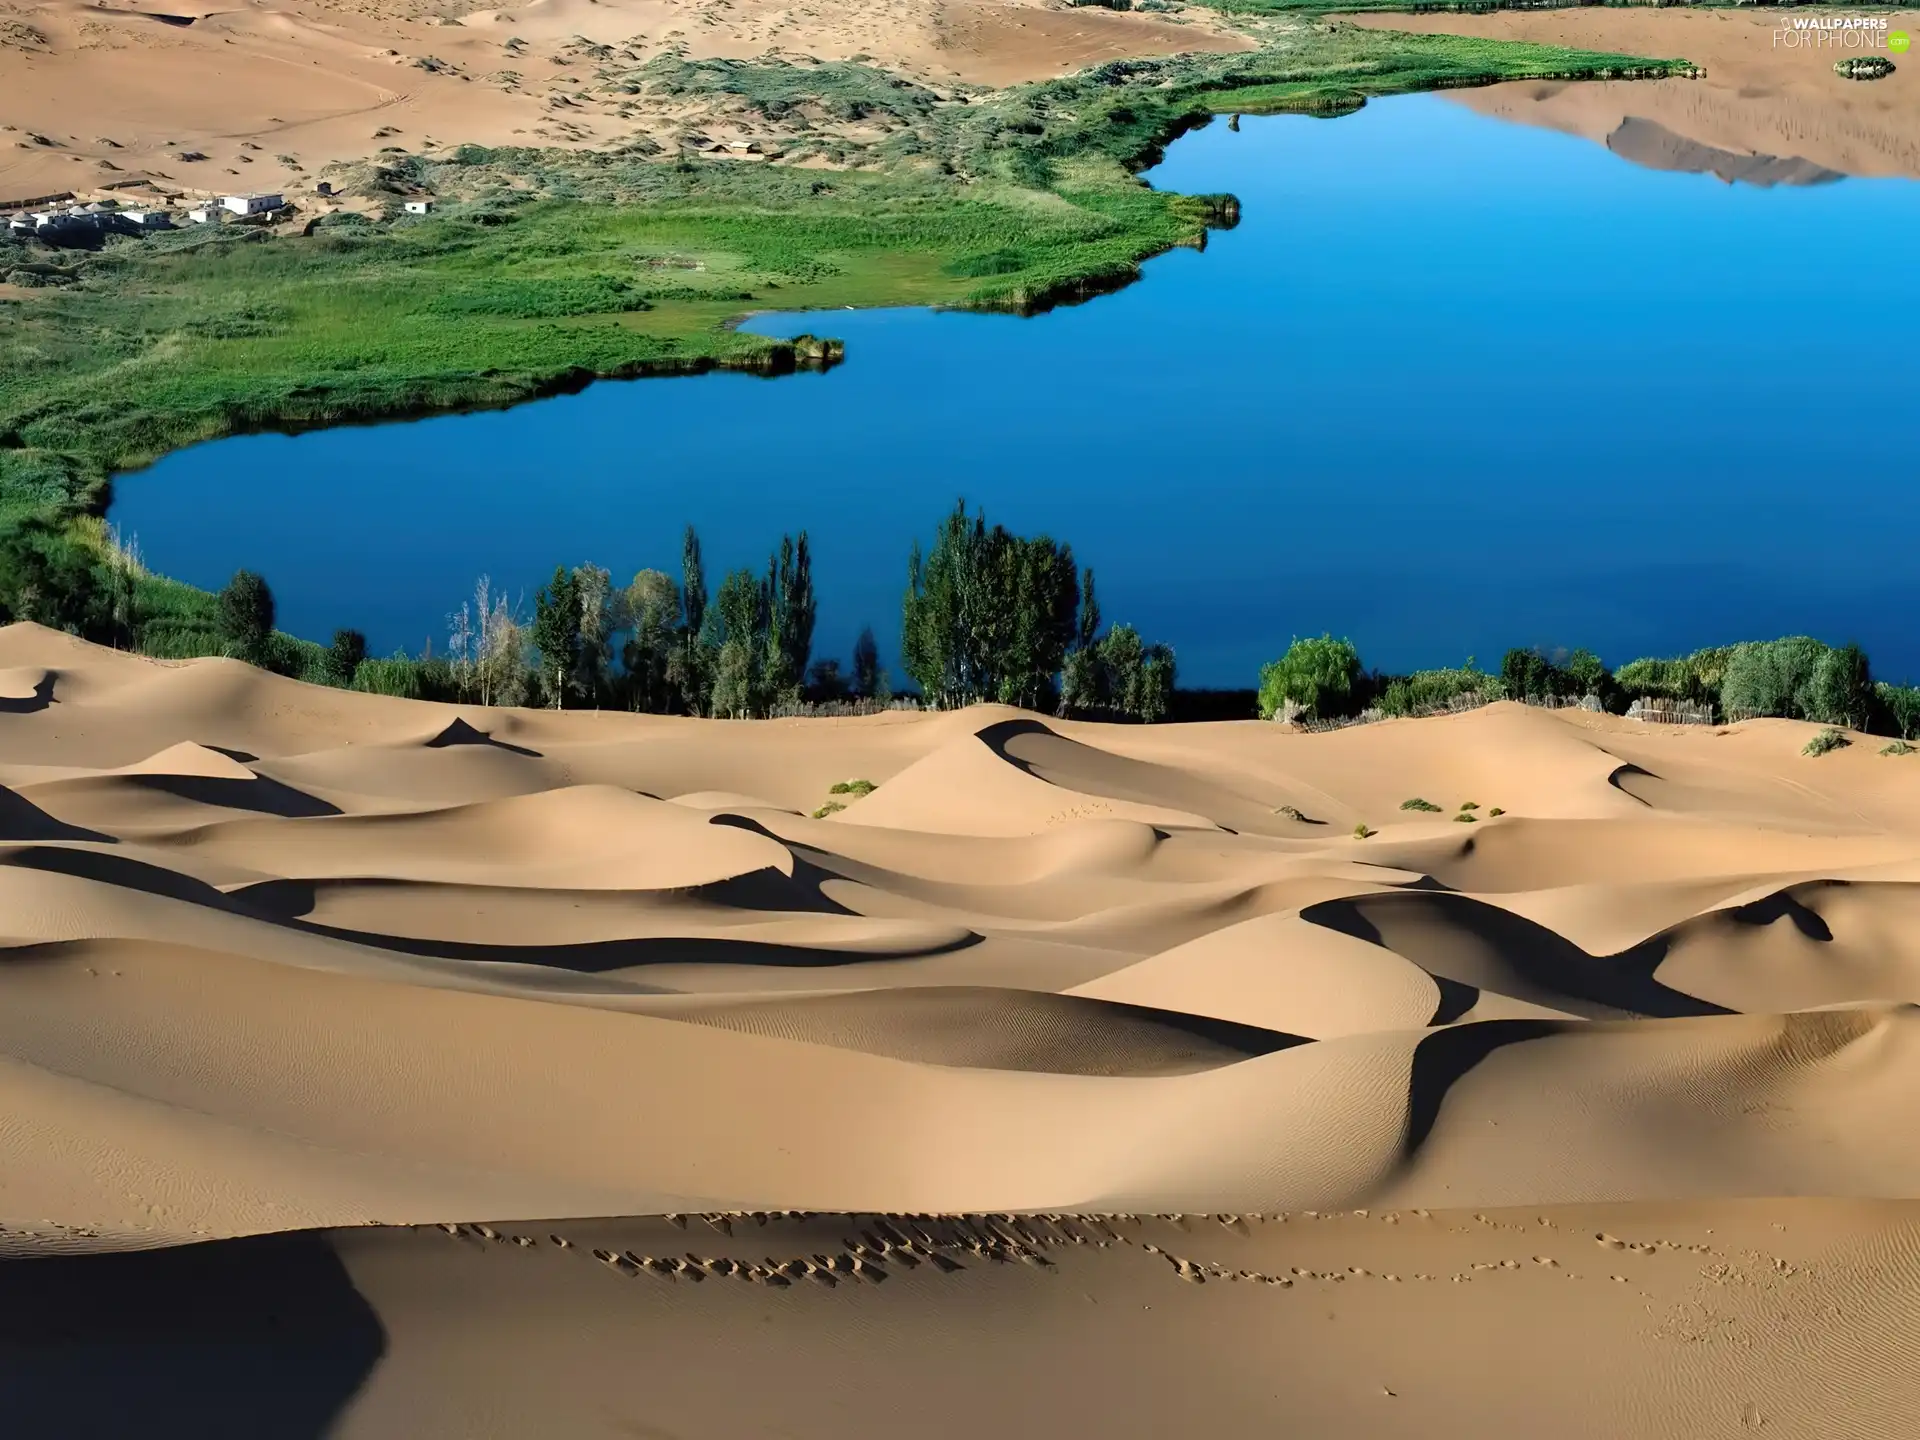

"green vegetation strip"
[2,30,1692,542]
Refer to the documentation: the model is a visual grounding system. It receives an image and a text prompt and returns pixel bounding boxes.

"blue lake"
[114,93,1920,688]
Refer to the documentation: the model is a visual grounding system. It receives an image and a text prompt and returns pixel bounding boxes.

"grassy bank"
[1,29,1693,576]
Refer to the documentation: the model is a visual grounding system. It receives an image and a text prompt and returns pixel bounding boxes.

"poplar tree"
[531,565,581,709]
[674,525,713,714]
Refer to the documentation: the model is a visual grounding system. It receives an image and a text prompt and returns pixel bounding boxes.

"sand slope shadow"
[280,921,986,975]
[424,717,543,758]
[120,772,343,819]
[1401,1019,1567,1161]
[0,671,56,715]
[0,1232,384,1440]
[662,984,1312,1076]
[1303,891,1730,1020]
[0,786,113,844]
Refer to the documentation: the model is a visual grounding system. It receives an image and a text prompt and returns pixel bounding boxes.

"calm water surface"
[115,95,1920,686]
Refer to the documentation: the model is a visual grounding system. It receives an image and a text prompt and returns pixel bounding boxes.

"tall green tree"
[851,625,886,702]
[707,567,767,718]
[1809,642,1875,731]
[572,563,614,705]
[902,500,1079,710]
[325,628,367,687]
[621,568,681,714]
[762,532,815,709]
[530,565,582,708]
[216,569,276,666]
[673,525,714,715]
[1060,567,1104,716]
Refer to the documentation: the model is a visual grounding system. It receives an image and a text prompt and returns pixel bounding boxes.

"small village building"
[403,199,434,214]
[221,192,284,216]
[315,181,334,197]
[186,206,221,225]
[29,210,59,227]
[119,209,173,230]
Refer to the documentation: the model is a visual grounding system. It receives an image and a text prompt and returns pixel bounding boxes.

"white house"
[29,210,58,227]
[186,205,221,225]
[221,192,283,216]
[403,199,433,214]
[119,209,173,230]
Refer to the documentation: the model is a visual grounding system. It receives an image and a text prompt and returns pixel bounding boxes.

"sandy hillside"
[0,0,1253,203]
[8,619,1920,1435]
[1354,8,1920,180]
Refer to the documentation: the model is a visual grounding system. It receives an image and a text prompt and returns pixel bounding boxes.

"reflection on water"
[1387,9,1920,183]
[1603,116,1843,187]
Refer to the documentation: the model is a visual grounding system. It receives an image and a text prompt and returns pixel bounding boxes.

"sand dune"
[7,620,1920,1434]
[0,0,1253,202]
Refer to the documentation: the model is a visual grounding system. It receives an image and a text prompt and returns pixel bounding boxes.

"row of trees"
[9,506,1912,735]
[0,502,1176,722]
[1257,633,1920,738]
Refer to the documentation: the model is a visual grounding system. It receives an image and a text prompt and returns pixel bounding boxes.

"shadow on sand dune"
[1401,1019,1566,1160]
[1303,891,1731,1020]
[0,672,57,715]
[0,788,114,845]
[0,1233,384,1440]
[284,921,987,975]
[122,772,343,819]
[424,717,544,758]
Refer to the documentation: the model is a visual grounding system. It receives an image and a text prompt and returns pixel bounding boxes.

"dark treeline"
[6,506,1916,734]
[0,500,1177,722]
[1257,634,1920,738]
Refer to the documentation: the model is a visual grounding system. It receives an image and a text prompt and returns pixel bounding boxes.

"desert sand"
[1354,8,1920,180]
[7,618,1920,1435]
[0,0,1253,203]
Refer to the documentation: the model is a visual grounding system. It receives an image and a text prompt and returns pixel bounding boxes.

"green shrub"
[1400,797,1442,812]
[1807,643,1875,730]
[1352,822,1375,839]
[1258,634,1362,721]
[1803,727,1850,757]
[812,800,846,819]
[1722,637,1830,720]
[351,654,424,699]
[1881,740,1914,757]
[1376,664,1502,718]
[1488,807,1505,816]
[1877,684,1920,740]
[829,778,877,796]
[1453,812,1477,823]
[1459,801,1480,811]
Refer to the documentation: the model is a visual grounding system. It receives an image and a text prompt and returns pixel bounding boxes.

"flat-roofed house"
[221,192,284,216]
